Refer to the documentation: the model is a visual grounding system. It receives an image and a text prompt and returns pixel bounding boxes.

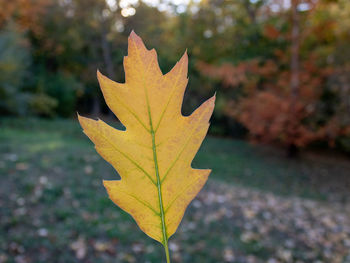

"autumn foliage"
[0,0,50,35]
[0,0,349,153]
[198,0,350,153]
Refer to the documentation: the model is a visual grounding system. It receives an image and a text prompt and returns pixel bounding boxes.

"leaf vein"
[110,92,150,133]
[154,64,184,133]
[118,190,160,216]
[94,127,156,186]
[164,176,202,216]
[160,108,209,184]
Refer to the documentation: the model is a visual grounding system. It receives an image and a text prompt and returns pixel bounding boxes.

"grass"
[195,136,350,202]
[1,117,349,262]
[2,117,350,201]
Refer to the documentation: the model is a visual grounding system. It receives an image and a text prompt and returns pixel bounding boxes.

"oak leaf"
[78,31,215,245]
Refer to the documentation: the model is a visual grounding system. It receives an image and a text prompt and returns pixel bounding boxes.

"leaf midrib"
[144,74,169,246]
[131,40,169,246]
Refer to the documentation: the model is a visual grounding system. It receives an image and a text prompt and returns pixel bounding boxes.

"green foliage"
[0,23,31,115]
[37,72,83,117]
[28,93,58,117]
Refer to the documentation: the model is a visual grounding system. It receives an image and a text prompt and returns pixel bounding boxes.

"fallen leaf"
[16,163,29,171]
[70,237,87,260]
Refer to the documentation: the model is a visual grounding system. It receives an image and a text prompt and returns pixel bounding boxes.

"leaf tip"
[102,179,108,188]
[129,30,140,42]
[77,112,83,121]
[77,113,87,128]
[209,92,216,106]
[96,69,104,79]
[128,30,147,54]
[96,69,108,86]
[182,49,188,62]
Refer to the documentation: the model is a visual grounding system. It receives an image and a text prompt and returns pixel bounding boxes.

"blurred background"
[1,0,350,262]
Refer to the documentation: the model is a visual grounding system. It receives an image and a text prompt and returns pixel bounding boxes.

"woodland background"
[1,0,350,154]
[1,0,350,262]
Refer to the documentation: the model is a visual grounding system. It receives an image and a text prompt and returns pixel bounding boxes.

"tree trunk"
[287,0,300,158]
[243,0,257,25]
[290,0,300,99]
[91,95,101,116]
[101,29,115,79]
[287,143,299,158]
[101,25,116,119]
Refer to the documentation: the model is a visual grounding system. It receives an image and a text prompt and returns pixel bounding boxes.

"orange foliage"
[263,24,280,40]
[230,92,318,147]
[197,61,252,88]
[0,0,50,35]
[198,56,349,149]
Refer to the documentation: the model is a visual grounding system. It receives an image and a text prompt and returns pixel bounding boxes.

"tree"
[0,23,32,115]
[198,0,350,155]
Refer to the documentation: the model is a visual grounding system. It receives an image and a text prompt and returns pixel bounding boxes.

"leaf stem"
[163,243,171,263]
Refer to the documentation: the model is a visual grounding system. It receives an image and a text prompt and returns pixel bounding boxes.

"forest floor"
[1,118,350,263]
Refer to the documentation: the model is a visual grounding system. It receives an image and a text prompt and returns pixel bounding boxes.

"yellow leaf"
[78,32,215,246]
